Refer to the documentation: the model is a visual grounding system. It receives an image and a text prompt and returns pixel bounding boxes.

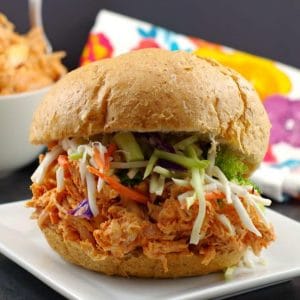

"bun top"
[30,48,270,171]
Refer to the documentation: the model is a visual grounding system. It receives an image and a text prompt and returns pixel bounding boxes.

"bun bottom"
[42,226,246,278]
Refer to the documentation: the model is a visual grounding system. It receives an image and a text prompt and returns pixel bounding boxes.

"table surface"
[0,0,300,299]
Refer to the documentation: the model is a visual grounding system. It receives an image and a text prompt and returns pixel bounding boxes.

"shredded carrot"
[93,147,105,170]
[87,166,149,204]
[205,191,225,201]
[106,143,117,157]
[57,155,71,178]
[104,143,117,170]
[94,143,117,171]
[58,155,69,168]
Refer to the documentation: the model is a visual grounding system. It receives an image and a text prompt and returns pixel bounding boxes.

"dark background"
[0,0,300,299]
[1,0,300,70]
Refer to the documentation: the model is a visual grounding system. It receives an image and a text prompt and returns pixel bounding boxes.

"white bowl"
[0,87,50,177]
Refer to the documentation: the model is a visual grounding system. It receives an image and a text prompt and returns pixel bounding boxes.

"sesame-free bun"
[30,48,270,171]
[42,225,246,278]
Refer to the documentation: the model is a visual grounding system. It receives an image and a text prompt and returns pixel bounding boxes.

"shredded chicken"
[28,157,275,272]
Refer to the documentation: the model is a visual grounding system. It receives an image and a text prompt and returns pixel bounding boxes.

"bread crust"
[29,49,270,171]
[42,226,246,278]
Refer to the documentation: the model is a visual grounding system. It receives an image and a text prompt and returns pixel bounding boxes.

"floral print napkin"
[80,10,300,202]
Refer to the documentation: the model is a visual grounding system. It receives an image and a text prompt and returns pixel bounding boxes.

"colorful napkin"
[80,10,300,202]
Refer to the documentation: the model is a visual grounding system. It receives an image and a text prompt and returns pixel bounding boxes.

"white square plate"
[0,201,300,300]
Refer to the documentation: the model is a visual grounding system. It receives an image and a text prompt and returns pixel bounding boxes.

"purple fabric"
[264,95,300,147]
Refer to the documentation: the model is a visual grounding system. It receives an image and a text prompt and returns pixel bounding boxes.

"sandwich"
[27,48,275,278]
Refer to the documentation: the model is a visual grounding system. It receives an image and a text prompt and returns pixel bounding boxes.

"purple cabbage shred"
[146,134,185,170]
[158,159,186,171]
[69,199,93,219]
[148,133,175,153]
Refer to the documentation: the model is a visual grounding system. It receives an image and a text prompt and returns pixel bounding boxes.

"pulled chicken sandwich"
[27,49,275,278]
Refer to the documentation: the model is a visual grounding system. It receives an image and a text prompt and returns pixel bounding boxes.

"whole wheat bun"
[42,225,246,278]
[30,48,270,171]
